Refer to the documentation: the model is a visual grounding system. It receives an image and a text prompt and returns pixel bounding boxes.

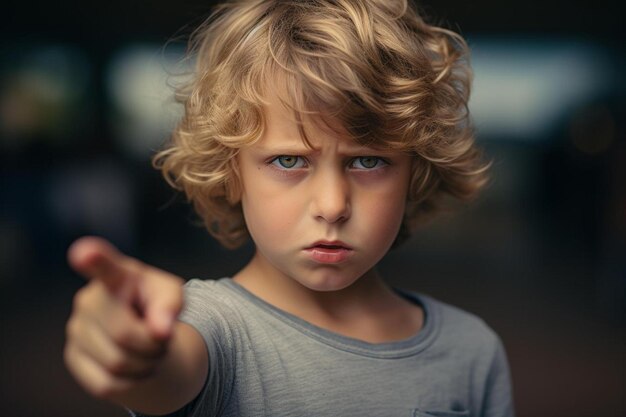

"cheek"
[357,179,408,243]
[241,186,302,244]
[366,198,406,236]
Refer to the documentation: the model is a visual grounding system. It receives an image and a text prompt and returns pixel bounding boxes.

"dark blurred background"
[1,0,624,416]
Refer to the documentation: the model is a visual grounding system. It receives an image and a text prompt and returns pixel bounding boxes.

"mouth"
[304,241,353,264]
[306,240,352,250]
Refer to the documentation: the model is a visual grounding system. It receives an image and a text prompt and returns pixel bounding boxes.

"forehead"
[259,86,391,154]
[261,101,363,153]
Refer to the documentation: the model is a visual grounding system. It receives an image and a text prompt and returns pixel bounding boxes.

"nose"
[311,169,351,224]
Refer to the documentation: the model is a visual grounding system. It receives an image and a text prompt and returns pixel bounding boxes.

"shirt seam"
[218,278,441,359]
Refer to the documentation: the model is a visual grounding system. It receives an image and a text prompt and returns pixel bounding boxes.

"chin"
[297,270,360,292]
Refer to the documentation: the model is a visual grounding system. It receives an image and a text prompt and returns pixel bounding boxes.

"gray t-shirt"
[134,278,514,417]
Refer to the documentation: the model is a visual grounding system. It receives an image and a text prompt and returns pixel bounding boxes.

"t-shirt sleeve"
[480,337,515,417]
[129,279,237,417]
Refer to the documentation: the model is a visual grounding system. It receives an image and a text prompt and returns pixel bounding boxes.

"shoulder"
[417,293,503,357]
[178,278,246,341]
[418,295,516,415]
[183,276,233,295]
[182,277,242,312]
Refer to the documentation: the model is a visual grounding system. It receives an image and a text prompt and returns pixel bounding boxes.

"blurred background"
[1,0,624,416]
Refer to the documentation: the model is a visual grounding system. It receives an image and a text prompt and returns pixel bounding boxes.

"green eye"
[272,156,304,169]
[353,156,384,169]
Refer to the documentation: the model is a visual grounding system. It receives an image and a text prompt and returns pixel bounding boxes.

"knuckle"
[142,342,167,360]
[169,273,184,287]
[110,327,134,348]
[133,364,157,379]
[73,283,102,312]
[107,355,155,380]
[67,315,94,346]
[173,278,184,293]
[124,257,146,275]
[164,276,184,303]
[104,354,130,376]
[88,377,118,400]
[65,317,79,340]
[72,289,88,311]
[63,343,76,369]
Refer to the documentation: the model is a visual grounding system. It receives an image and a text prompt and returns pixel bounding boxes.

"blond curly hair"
[153,0,489,249]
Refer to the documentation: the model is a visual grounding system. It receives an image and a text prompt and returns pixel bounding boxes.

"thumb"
[137,268,184,341]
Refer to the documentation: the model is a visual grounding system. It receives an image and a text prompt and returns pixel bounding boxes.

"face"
[237,99,412,292]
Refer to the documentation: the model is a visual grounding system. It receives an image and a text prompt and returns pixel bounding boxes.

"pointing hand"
[64,236,184,399]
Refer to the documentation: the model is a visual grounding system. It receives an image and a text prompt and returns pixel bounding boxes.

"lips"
[304,240,353,263]
[305,240,352,249]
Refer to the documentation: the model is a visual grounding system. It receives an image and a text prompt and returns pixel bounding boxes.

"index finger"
[67,236,134,294]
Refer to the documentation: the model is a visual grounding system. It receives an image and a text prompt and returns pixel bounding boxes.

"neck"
[233,251,398,321]
[234,250,425,343]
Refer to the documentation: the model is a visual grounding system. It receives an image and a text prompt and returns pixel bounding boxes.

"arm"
[64,237,209,416]
[117,322,208,415]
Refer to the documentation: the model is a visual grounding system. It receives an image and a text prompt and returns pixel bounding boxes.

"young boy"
[64,0,515,416]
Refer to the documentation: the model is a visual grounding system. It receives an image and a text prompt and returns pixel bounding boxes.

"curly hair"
[153,0,489,249]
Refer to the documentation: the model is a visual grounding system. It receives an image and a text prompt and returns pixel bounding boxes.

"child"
[64,0,515,416]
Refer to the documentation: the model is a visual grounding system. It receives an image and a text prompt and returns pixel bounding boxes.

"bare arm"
[64,237,209,415]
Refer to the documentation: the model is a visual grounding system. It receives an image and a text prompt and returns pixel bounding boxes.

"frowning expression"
[237,99,412,292]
